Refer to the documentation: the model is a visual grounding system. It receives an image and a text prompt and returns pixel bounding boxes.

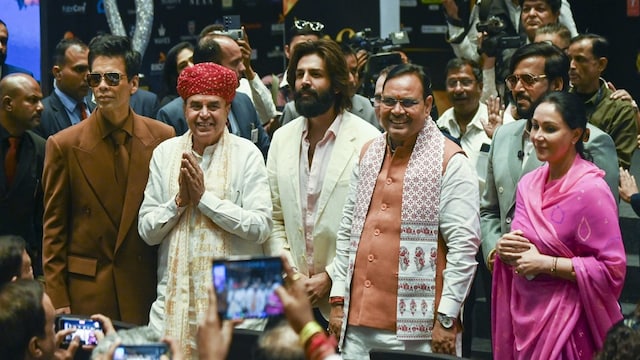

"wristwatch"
[437,313,455,329]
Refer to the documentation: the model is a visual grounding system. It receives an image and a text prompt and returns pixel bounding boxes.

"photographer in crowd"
[443,0,577,102]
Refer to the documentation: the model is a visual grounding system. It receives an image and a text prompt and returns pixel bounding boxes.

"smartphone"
[112,344,169,360]
[212,256,284,320]
[56,316,102,346]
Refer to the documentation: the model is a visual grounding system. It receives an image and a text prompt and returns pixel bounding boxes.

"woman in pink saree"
[492,92,626,360]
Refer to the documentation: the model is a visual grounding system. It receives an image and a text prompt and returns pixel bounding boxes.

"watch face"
[438,314,454,329]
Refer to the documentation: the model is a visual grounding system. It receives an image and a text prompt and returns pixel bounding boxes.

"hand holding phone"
[212,256,284,320]
[112,344,170,360]
[57,316,102,346]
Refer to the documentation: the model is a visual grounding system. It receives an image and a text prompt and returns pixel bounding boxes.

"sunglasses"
[86,72,127,87]
[294,20,324,32]
[380,97,421,109]
[505,73,547,90]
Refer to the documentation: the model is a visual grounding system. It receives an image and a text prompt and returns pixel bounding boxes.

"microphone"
[517,150,524,160]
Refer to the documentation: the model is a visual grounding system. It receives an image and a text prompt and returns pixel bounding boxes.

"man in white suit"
[267,39,379,326]
[481,42,619,272]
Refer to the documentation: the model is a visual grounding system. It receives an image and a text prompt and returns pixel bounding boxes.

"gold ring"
[291,273,301,281]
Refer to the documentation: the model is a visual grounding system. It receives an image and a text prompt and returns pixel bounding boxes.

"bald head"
[0,73,43,135]
[210,35,245,84]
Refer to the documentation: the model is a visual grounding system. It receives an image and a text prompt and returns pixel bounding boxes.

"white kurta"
[138,132,273,337]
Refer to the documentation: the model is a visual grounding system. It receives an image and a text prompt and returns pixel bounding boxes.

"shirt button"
[367,254,374,262]
[364,280,371,287]
[498,186,504,194]
[386,178,392,185]
[374,229,380,236]
[381,203,387,211]
[506,217,512,224]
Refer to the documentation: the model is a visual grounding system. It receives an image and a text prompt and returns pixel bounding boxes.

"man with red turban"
[138,62,274,358]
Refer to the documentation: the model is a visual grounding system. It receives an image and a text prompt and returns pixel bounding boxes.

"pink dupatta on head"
[492,155,626,360]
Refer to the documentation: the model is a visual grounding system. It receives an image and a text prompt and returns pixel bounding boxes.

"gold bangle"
[299,321,324,346]
[550,257,558,275]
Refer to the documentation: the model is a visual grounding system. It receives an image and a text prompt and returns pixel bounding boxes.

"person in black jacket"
[0,74,45,276]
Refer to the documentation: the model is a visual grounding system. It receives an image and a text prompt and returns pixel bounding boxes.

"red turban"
[177,62,237,103]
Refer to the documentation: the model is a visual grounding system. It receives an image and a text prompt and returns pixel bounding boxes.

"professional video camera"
[347,29,410,98]
[476,16,523,57]
[348,28,409,54]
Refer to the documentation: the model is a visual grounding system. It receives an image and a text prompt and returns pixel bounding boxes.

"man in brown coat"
[42,35,174,325]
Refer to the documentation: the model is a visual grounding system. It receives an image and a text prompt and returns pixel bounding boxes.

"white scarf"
[164,129,231,358]
[342,120,444,341]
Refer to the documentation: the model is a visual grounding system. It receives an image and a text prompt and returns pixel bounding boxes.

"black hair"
[0,235,25,285]
[535,91,587,157]
[445,57,483,83]
[519,0,561,14]
[287,39,353,113]
[384,63,433,100]
[88,34,140,79]
[595,313,640,360]
[509,42,569,90]
[192,36,223,65]
[570,33,609,59]
[52,38,88,66]
[286,23,324,45]
[162,42,194,97]
[0,280,46,359]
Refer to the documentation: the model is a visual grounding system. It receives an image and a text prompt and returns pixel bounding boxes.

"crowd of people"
[2,0,640,358]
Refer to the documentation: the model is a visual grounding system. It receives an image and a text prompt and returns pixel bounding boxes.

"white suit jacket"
[266,111,380,318]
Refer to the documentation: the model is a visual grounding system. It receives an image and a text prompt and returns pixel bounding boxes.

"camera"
[476,16,523,57]
[347,29,410,98]
[348,28,409,54]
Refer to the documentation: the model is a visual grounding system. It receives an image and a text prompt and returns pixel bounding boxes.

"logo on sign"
[62,2,87,14]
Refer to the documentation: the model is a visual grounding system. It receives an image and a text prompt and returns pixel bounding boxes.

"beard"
[294,87,335,118]
[0,51,6,66]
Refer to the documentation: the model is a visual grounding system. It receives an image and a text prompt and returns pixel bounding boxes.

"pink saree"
[492,155,626,360]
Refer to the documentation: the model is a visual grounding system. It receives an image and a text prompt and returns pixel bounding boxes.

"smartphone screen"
[212,256,284,320]
[57,317,101,345]
[113,344,169,360]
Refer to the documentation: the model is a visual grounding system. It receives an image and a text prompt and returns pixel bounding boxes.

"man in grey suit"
[279,44,381,131]
[481,42,619,272]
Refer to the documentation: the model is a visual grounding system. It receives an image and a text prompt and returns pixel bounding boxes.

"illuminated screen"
[1,0,41,81]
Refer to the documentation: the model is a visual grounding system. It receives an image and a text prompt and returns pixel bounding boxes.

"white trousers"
[341,325,462,360]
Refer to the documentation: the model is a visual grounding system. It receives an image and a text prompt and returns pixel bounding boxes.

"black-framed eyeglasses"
[371,94,382,107]
[86,72,127,88]
[294,20,324,32]
[380,97,421,109]
[505,73,548,90]
[446,78,475,88]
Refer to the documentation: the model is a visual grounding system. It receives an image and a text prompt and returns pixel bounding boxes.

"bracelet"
[299,321,324,346]
[305,332,337,360]
[551,257,558,275]
[329,296,344,305]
